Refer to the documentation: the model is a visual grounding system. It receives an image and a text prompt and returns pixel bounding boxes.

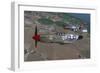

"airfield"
[24,11,90,61]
